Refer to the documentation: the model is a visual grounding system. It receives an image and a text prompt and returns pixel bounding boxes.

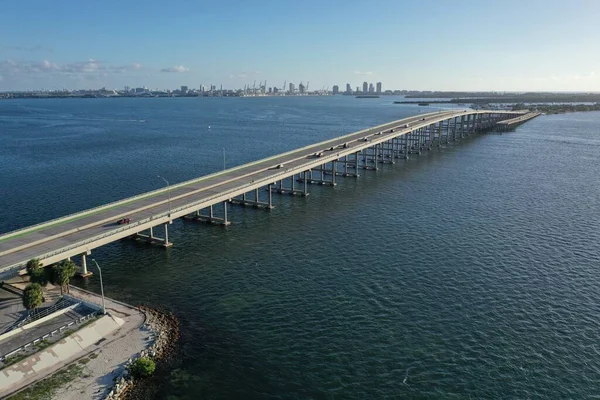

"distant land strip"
[404,93,600,103]
[398,96,600,104]
[395,102,600,115]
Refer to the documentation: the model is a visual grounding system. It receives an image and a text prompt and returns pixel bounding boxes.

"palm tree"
[23,283,43,314]
[26,258,44,284]
[53,260,77,294]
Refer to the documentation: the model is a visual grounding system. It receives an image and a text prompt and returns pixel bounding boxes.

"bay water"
[1,97,600,399]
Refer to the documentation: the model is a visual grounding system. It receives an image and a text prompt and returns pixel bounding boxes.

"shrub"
[23,283,44,311]
[129,357,156,378]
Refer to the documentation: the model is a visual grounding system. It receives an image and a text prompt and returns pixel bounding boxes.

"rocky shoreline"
[104,306,180,400]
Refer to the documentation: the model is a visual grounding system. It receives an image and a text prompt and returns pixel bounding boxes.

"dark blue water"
[2,97,600,399]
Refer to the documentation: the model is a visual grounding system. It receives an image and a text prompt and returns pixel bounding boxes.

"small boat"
[418,103,429,106]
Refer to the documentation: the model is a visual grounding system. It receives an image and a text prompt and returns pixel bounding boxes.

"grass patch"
[62,329,75,337]
[1,318,100,371]
[34,340,51,351]
[8,363,83,400]
[78,357,90,365]
[77,317,98,330]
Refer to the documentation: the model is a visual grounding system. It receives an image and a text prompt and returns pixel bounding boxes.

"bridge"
[0,109,533,278]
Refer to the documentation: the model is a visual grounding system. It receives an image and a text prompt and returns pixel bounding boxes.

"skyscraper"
[376,82,382,93]
[289,82,295,93]
[332,85,339,95]
[368,83,374,93]
[298,82,305,94]
[346,83,351,93]
[362,81,368,93]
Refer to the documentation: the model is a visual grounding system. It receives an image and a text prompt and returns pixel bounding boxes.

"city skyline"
[0,79,386,95]
[1,0,600,91]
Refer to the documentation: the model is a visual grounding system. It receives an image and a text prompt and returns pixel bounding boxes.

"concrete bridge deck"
[0,109,527,278]
[496,112,541,130]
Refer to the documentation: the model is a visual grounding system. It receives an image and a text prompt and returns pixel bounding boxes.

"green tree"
[129,357,156,378]
[53,260,77,294]
[26,258,47,285]
[23,283,44,313]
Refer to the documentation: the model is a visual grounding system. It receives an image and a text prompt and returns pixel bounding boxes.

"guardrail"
[496,112,541,125]
[3,297,77,333]
[0,311,97,363]
[0,110,463,243]
[0,110,520,274]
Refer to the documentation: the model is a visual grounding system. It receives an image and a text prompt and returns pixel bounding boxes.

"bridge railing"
[1,110,523,273]
[0,111,457,243]
[1,163,306,273]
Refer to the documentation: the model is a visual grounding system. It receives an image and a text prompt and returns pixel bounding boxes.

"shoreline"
[107,306,180,400]
[2,285,179,400]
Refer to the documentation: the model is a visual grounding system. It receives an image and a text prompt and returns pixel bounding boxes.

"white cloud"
[354,70,374,76]
[0,45,53,53]
[0,59,143,76]
[160,65,189,73]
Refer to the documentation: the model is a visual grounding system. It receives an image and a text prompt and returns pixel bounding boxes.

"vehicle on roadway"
[276,164,285,169]
[117,218,131,225]
[404,123,410,128]
[311,152,323,158]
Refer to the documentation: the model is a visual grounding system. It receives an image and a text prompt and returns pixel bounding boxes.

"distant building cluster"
[0,81,417,99]
[350,81,383,95]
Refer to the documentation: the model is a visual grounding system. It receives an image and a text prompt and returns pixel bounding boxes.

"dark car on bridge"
[117,218,131,225]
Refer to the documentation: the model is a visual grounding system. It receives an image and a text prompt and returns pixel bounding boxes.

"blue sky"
[1,0,599,91]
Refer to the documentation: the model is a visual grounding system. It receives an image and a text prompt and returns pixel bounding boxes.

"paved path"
[0,304,94,357]
[0,286,147,398]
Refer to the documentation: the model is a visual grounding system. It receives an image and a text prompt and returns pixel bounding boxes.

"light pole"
[91,259,106,315]
[157,175,171,218]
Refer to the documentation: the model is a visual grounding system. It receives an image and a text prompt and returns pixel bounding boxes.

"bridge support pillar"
[297,166,337,186]
[274,173,311,195]
[229,187,274,209]
[183,203,231,225]
[131,223,173,247]
[164,223,171,247]
[77,253,92,277]
[380,141,395,164]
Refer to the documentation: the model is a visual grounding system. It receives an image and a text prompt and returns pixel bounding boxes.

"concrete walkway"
[0,285,147,399]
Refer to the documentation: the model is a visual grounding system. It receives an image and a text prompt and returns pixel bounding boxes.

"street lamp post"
[91,259,106,315]
[157,175,171,218]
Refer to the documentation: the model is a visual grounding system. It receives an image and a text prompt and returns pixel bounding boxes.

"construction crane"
[283,80,287,95]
